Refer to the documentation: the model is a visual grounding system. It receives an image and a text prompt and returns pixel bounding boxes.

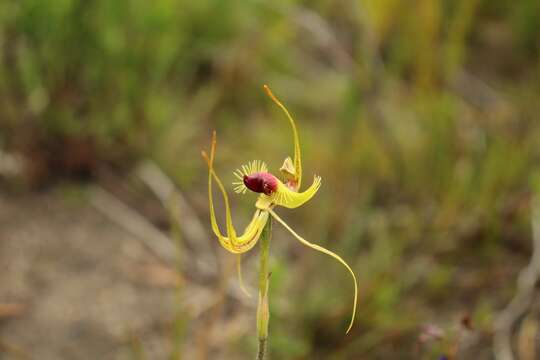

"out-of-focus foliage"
[1,0,540,358]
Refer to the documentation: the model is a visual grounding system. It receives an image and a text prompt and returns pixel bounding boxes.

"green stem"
[256,218,272,360]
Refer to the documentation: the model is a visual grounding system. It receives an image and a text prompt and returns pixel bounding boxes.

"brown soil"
[0,191,177,359]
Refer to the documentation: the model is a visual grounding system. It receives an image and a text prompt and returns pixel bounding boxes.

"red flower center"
[243,172,278,195]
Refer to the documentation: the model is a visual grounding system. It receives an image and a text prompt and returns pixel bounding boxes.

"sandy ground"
[0,191,179,359]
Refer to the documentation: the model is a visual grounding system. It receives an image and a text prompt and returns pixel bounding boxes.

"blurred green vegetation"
[1,0,540,358]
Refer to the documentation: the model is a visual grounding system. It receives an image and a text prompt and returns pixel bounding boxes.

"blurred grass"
[1,0,540,358]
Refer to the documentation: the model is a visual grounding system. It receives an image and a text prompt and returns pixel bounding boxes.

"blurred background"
[0,0,539,359]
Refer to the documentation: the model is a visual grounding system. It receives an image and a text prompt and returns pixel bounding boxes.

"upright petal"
[263,85,302,189]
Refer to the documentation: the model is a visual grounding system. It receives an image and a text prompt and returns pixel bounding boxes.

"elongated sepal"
[263,85,302,189]
[268,209,358,334]
[202,132,270,254]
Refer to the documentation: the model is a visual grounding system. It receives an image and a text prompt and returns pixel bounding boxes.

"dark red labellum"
[243,172,278,195]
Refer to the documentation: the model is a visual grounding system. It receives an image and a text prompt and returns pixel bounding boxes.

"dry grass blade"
[88,185,178,264]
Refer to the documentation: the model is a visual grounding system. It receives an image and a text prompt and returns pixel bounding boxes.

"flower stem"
[256,218,272,360]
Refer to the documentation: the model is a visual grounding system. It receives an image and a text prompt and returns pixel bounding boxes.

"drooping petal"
[263,85,302,190]
[268,208,358,334]
[205,160,269,253]
[202,132,269,254]
[257,175,321,209]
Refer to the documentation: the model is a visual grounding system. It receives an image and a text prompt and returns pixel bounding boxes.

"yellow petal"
[263,85,302,189]
[221,210,269,254]
[269,175,321,209]
[206,162,270,253]
[268,209,358,334]
[202,132,269,254]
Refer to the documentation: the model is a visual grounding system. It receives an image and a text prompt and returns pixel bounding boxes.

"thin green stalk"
[256,218,272,360]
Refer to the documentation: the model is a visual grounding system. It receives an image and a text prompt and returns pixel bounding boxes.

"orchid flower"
[201,85,358,333]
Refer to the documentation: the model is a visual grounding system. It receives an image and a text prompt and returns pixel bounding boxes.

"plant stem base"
[256,219,272,359]
[256,338,267,360]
